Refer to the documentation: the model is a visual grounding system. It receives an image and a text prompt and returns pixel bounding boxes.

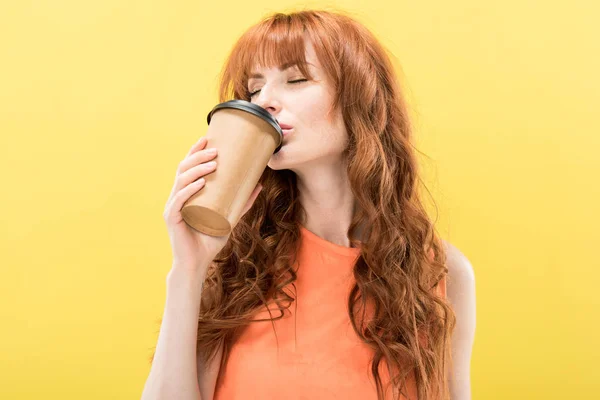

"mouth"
[278,121,293,130]
[276,121,293,142]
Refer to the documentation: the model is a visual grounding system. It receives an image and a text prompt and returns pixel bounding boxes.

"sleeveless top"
[213,225,446,400]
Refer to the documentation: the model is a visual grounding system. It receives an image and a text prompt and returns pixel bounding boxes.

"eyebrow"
[248,62,311,80]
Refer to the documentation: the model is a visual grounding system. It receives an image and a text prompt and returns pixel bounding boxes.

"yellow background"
[1,1,598,399]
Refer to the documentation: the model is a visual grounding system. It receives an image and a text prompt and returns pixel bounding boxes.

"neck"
[293,158,361,248]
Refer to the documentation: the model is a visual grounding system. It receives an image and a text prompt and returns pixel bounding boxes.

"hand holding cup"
[162,136,264,274]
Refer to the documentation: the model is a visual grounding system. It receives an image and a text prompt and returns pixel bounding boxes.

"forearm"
[141,266,208,400]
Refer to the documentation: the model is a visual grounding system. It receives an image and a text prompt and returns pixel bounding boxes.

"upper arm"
[443,240,476,400]
[197,343,224,400]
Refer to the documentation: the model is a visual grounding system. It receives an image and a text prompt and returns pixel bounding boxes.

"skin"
[248,37,355,248]
[444,241,477,400]
[247,36,476,399]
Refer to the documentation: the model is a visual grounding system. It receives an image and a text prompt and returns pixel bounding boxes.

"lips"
[275,121,293,141]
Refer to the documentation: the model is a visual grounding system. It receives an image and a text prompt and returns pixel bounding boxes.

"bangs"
[221,15,315,101]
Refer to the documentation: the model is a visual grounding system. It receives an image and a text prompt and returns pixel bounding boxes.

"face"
[247,38,348,171]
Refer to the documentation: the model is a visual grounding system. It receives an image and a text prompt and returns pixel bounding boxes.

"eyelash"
[248,79,308,97]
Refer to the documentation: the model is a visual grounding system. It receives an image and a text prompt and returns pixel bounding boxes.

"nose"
[253,86,282,118]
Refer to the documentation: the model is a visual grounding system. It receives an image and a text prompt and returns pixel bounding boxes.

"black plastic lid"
[206,99,283,154]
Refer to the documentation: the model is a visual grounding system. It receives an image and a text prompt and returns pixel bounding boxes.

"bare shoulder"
[442,240,475,283]
[441,240,476,399]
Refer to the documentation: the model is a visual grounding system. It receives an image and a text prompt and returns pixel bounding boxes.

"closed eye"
[248,79,308,98]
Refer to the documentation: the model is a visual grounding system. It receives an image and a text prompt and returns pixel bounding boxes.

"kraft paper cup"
[181,100,283,236]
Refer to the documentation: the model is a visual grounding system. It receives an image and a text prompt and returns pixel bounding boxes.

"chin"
[267,146,295,170]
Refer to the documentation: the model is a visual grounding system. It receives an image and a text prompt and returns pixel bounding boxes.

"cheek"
[298,97,335,131]
[290,85,344,140]
[313,103,345,140]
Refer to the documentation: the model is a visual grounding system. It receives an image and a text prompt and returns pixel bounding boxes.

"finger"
[166,178,207,220]
[167,137,208,209]
[177,148,218,175]
[175,161,217,193]
[186,136,208,157]
[169,138,211,203]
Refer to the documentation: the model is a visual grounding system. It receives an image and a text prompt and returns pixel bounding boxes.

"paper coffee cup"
[181,100,283,236]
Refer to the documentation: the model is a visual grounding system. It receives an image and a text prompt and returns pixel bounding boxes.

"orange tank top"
[213,225,446,400]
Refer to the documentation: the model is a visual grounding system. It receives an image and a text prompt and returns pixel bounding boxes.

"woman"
[143,9,476,400]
